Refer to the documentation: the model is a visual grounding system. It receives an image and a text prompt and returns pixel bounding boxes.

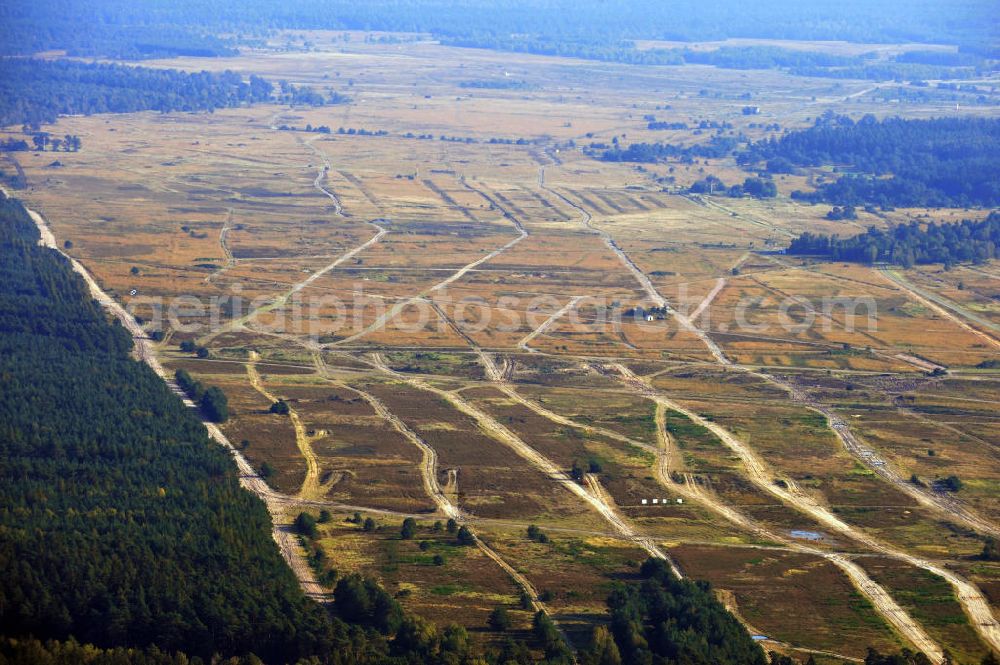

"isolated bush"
[295,512,317,538]
[488,606,511,632]
[456,526,475,546]
[200,386,228,422]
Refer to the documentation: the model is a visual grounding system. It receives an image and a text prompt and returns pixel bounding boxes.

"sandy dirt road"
[518,295,584,352]
[325,366,571,642]
[199,132,388,344]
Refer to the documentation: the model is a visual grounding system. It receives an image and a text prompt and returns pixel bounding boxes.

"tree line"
[597,136,739,163]
[437,41,987,81]
[174,368,229,422]
[0,193,348,662]
[690,175,777,198]
[2,0,993,65]
[738,113,1000,208]
[787,212,1000,267]
[0,58,280,128]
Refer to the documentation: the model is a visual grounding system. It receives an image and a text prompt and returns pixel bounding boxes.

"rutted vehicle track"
[318,359,574,647]
[728,334,998,536]
[330,221,527,346]
[518,296,584,352]
[610,363,1000,655]
[540,168,731,363]
[206,207,236,283]
[878,265,1000,348]
[445,325,934,658]
[456,332,945,659]
[581,214,1000,563]
[366,352,683,577]
[648,398,944,659]
[421,259,953,651]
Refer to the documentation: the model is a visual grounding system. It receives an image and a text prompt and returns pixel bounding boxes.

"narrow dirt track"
[467,340,926,659]
[647,400,944,659]
[246,351,323,499]
[689,277,726,322]
[475,340,942,658]
[330,186,528,346]
[206,207,236,283]
[539,168,731,364]
[588,222,1000,567]
[518,296,584,352]
[303,136,345,216]
[432,284,926,654]
[199,134,388,345]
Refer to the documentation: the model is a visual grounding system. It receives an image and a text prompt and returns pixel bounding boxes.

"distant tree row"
[5,0,993,67]
[598,136,739,163]
[277,79,349,106]
[690,175,777,198]
[2,132,83,152]
[0,58,277,128]
[739,113,1000,207]
[787,212,1000,267]
[441,40,987,80]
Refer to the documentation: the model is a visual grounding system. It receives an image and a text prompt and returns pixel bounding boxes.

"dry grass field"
[4,30,998,660]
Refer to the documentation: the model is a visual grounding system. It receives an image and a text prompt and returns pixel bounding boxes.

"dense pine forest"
[0,59,350,129]
[579,558,767,665]
[739,114,1000,208]
[786,212,1000,266]
[0,194,350,661]
[0,59,275,128]
[0,194,492,664]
